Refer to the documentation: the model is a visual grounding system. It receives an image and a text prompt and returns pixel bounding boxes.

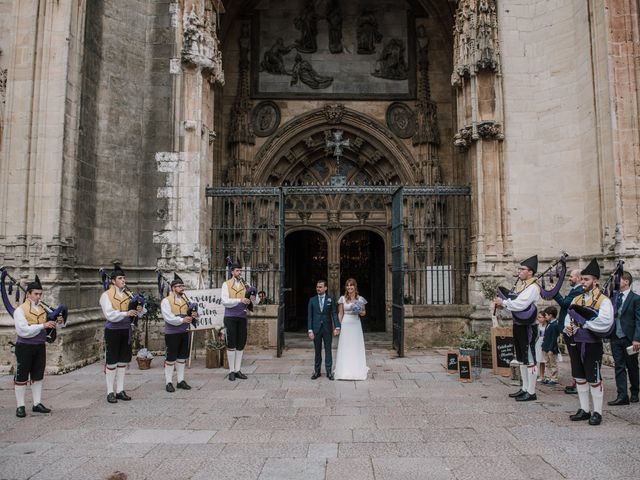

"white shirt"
[161,296,185,326]
[582,291,614,334]
[99,288,146,322]
[503,283,540,312]
[221,279,242,308]
[13,303,45,338]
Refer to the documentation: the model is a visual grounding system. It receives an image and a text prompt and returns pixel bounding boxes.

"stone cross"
[326,130,350,172]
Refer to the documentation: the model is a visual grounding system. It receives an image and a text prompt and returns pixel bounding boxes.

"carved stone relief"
[326,0,344,54]
[260,38,294,75]
[252,101,281,137]
[357,7,383,54]
[372,39,408,80]
[290,54,333,89]
[181,4,224,84]
[386,103,415,139]
[294,0,319,53]
[323,104,346,124]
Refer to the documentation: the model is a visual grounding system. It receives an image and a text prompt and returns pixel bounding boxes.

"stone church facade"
[0,0,638,371]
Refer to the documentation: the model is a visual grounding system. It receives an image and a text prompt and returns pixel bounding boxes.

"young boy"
[541,306,560,385]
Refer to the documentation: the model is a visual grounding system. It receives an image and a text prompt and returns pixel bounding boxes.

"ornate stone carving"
[326,0,344,54]
[294,0,318,53]
[357,7,383,54]
[323,104,346,124]
[451,0,500,86]
[477,120,504,140]
[228,23,254,146]
[260,38,294,75]
[386,102,415,139]
[290,54,333,89]
[181,4,224,84]
[453,126,473,150]
[413,25,440,147]
[252,101,281,137]
[372,39,408,80]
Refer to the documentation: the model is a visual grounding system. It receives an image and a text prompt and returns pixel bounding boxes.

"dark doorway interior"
[339,230,386,332]
[284,230,328,332]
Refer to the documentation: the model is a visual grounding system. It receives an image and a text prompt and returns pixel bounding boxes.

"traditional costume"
[566,259,613,425]
[160,274,192,392]
[13,276,52,417]
[99,264,145,403]
[221,263,253,381]
[503,255,541,401]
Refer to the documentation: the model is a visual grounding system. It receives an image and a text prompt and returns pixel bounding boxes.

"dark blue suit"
[308,295,339,375]
[553,284,584,335]
[611,290,640,399]
[541,320,560,354]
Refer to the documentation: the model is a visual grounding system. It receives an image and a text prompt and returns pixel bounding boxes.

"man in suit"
[308,279,340,380]
[553,268,584,394]
[608,271,640,405]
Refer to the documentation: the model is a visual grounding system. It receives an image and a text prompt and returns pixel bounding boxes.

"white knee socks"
[234,350,243,372]
[227,350,236,373]
[576,380,590,411]
[176,361,186,382]
[591,382,604,414]
[31,381,42,406]
[105,365,117,394]
[116,364,127,393]
[519,365,529,392]
[15,383,26,408]
[527,366,537,395]
[164,362,175,384]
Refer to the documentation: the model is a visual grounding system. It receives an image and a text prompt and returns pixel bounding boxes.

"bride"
[334,278,369,380]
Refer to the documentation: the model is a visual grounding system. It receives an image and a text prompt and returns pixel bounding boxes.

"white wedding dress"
[334,295,369,380]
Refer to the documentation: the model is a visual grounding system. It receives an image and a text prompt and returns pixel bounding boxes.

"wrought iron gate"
[206,184,470,358]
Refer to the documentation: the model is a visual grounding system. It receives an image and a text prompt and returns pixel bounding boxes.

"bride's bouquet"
[351,300,365,315]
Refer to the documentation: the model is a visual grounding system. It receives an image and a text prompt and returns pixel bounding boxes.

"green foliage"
[206,326,226,350]
[479,278,503,301]
[134,291,162,351]
[459,331,487,350]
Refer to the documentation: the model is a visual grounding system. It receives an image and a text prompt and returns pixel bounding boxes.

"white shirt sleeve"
[504,284,540,312]
[100,292,129,323]
[14,307,45,338]
[359,296,368,305]
[584,296,614,333]
[221,282,241,308]
[161,297,184,326]
[337,296,344,304]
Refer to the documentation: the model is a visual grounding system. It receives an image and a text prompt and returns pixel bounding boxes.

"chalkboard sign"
[458,355,472,382]
[446,350,459,374]
[491,326,514,377]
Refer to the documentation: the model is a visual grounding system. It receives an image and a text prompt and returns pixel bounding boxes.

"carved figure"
[260,38,294,75]
[356,8,382,54]
[294,0,318,54]
[326,0,343,54]
[372,39,408,80]
[290,54,333,89]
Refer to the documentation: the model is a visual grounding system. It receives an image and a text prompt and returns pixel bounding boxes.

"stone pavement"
[0,347,639,480]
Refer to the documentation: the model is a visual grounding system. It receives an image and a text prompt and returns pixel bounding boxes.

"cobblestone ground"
[0,347,639,480]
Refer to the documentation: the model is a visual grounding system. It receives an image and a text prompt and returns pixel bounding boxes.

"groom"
[308,280,340,380]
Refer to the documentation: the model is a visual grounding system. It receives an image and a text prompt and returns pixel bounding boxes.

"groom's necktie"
[319,296,324,311]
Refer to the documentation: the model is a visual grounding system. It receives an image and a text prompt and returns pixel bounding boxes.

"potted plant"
[458,331,486,379]
[134,292,161,370]
[205,326,226,369]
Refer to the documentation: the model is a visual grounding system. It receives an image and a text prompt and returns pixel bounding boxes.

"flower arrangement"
[206,325,226,350]
[351,300,365,315]
[458,331,487,350]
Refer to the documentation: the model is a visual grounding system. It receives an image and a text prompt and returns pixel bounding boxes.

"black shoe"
[166,383,175,392]
[228,372,236,381]
[570,409,591,421]
[116,391,131,401]
[515,392,537,402]
[607,397,629,406]
[508,389,525,398]
[630,394,639,403]
[327,373,335,381]
[177,380,192,390]
[16,406,26,418]
[564,385,577,394]
[107,393,118,404]
[589,412,602,426]
[235,371,248,380]
[311,372,321,380]
[32,403,51,414]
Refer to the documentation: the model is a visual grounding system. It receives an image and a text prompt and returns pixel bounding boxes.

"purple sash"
[16,329,47,345]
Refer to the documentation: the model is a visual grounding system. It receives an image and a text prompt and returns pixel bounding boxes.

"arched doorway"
[339,230,386,332]
[284,230,328,332]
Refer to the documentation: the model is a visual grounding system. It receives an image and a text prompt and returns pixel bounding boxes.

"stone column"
[451,0,507,323]
[155,0,225,287]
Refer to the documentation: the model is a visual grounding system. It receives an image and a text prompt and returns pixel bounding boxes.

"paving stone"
[325,457,375,480]
[258,458,326,480]
[307,442,338,458]
[122,429,216,444]
[373,457,455,480]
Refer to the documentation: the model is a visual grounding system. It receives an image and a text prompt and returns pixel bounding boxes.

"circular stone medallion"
[386,102,416,139]
[252,101,281,137]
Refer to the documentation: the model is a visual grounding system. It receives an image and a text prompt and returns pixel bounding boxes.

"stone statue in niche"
[294,0,319,54]
[290,54,333,89]
[372,39,408,80]
[260,37,294,75]
[326,0,343,54]
[477,0,499,71]
[356,7,382,54]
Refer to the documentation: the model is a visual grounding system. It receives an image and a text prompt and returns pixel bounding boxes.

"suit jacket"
[615,290,640,342]
[554,285,584,333]
[541,320,560,354]
[307,295,339,334]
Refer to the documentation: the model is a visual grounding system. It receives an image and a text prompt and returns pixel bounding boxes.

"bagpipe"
[567,260,623,339]
[156,270,199,328]
[494,252,568,325]
[99,268,145,326]
[0,267,67,343]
